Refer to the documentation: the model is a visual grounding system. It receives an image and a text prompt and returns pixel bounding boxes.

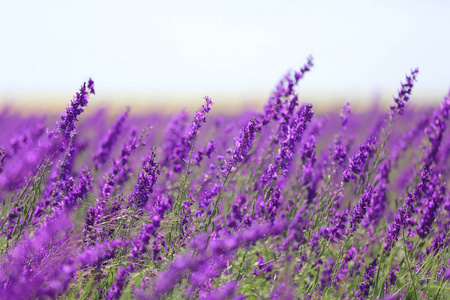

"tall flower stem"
[402,229,419,300]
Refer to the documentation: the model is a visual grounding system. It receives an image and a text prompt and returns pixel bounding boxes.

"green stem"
[402,229,418,300]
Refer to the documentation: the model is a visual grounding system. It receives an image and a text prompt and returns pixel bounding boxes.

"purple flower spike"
[49,79,95,149]
[320,258,335,291]
[200,280,237,300]
[267,104,314,179]
[262,56,314,125]
[343,136,377,183]
[340,102,351,130]
[416,174,445,238]
[88,77,95,94]
[390,68,418,116]
[128,149,160,209]
[172,96,213,173]
[94,107,130,169]
[384,169,430,253]
[350,185,374,233]
[356,256,378,300]
[222,117,260,178]
[106,264,135,300]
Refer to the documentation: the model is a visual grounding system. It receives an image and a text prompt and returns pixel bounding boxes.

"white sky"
[0,0,449,95]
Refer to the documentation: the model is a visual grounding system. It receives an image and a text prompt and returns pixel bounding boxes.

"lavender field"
[1,58,450,300]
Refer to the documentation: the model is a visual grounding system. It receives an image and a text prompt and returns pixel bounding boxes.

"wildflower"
[221,117,260,178]
[226,193,247,230]
[200,280,237,300]
[193,139,216,167]
[320,258,335,291]
[423,95,450,166]
[390,68,418,116]
[350,185,374,233]
[93,107,130,169]
[172,96,213,173]
[356,256,378,299]
[128,149,160,209]
[268,103,314,179]
[384,266,399,294]
[416,174,445,238]
[343,136,377,183]
[49,79,95,150]
[162,109,189,167]
[106,264,135,300]
[340,102,351,130]
[384,170,430,253]
[261,56,313,125]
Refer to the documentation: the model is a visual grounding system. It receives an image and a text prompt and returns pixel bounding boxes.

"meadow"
[1,57,450,299]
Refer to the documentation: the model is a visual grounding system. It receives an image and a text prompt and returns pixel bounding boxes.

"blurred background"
[0,0,449,114]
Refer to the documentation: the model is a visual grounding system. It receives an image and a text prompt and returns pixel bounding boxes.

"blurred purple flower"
[93,107,130,169]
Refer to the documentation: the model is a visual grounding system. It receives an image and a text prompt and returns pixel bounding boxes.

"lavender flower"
[384,169,430,253]
[193,139,216,167]
[200,280,237,300]
[267,103,314,179]
[390,68,418,116]
[261,57,313,125]
[343,136,377,183]
[45,138,77,207]
[106,264,135,299]
[320,258,335,291]
[340,102,351,130]
[77,167,93,200]
[130,194,172,260]
[282,205,308,251]
[222,118,260,178]
[9,122,44,155]
[128,149,160,209]
[416,173,445,238]
[111,128,139,186]
[350,185,374,233]
[162,109,189,167]
[88,77,95,94]
[93,107,130,169]
[301,135,317,185]
[0,214,72,299]
[384,266,399,294]
[423,95,450,166]
[356,256,378,300]
[226,193,247,230]
[144,221,286,299]
[172,96,213,173]
[365,183,387,227]
[49,79,95,150]
[253,256,275,278]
